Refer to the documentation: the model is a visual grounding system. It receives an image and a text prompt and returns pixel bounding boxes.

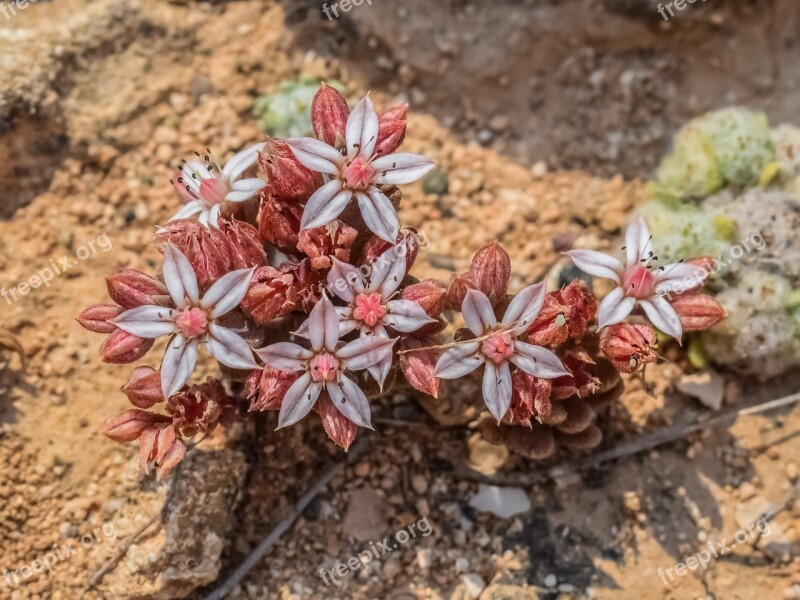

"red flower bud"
[100,329,154,364]
[258,192,304,252]
[100,409,170,443]
[445,271,477,310]
[106,269,170,309]
[507,371,554,427]
[76,304,122,334]
[398,336,440,398]
[526,294,570,347]
[600,323,659,374]
[167,378,237,437]
[670,291,726,332]
[246,367,299,411]
[552,350,601,399]
[218,218,267,269]
[559,279,598,339]
[297,220,358,271]
[375,103,408,156]
[241,265,298,324]
[318,393,358,451]
[401,279,446,318]
[469,242,511,305]
[311,83,350,148]
[258,138,321,200]
[122,366,164,409]
[358,230,420,273]
[139,424,186,480]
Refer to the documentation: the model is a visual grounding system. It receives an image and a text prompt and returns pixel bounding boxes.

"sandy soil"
[1,2,800,599]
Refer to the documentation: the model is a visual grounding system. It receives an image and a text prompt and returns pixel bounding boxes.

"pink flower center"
[481,332,515,364]
[352,292,387,327]
[342,157,376,190]
[310,353,340,382]
[175,307,209,339]
[198,177,229,206]
[623,265,656,299]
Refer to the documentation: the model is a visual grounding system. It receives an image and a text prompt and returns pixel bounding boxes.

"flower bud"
[122,366,164,409]
[559,279,598,339]
[311,83,350,148]
[247,367,299,411]
[298,220,358,271]
[241,265,298,324]
[526,294,569,347]
[106,269,170,309]
[670,291,726,332]
[401,279,446,318]
[552,350,601,399]
[445,271,477,310]
[318,394,358,451]
[76,304,122,334]
[508,371,554,427]
[218,218,267,269]
[375,103,408,156]
[358,230,419,272]
[100,409,170,443]
[138,424,186,480]
[601,323,659,374]
[156,220,231,290]
[469,242,511,305]
[100,329,155,364]
[258,193,304,252]
[168,378,236,437]
[258,138,321,200]
[398,336,440,398]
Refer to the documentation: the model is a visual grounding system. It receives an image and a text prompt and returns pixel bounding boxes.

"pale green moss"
[655,125,722,200]
[254,78,346,139]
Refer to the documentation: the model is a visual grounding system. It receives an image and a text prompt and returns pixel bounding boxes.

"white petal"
[565,250,623,284]
[255,342,312,371]
[202,267,256,318]
[366,350,393,390]
[482,361,513,422]
[199,210,211,228]
[208,204,222,228]
[511,342,570,379]
[501,282,546,335]
[346,95,379,159]
[112,305,177,338]
[307,295,341,352]
[640,296,683,339]
[625,217,653,266]
[161,336,199,398]
[385,299,436,332]
[232,177,267,192]
[357,189,399,244]
[327,258,364,303]
[339,319,358,337]
[163,245,199,308]
[206,323,259,370]
[368,246,407,298]
[338,334,396,371]
[277,373,321,429]
[462,289,497,336]
[372,153,436,185]
[597,286,636,329]
[327,377,373,429]
[286,138,342,175]
[434,341,483,379]
[168,200,206,222]
[222,143,263,181]
[301,180,350,230]
[654,262,708,295]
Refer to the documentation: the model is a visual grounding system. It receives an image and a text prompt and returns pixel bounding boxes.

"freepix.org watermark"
[322,0,374,21]
[657,517,770,586]
[3,522,117,588]
[318,516,433,586]
[0,0,41,20]
[1,232,113,305]
[657,0,712,21]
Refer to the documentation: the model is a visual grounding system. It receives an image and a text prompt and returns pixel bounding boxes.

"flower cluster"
[78,84,726,478]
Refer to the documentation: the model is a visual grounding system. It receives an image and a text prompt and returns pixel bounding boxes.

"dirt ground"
[2,1,800,599]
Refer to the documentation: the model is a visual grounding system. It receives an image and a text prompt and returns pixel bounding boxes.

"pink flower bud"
[445,271,477,310]
[122,366,164,409]
[247,367,299,411]
[311,83,350,148]
[258,192,303,252]
[526,293,570,348]
[670,291,726,332]
[100,409,170,443]
[318,393,358,451]
[138,424,187,480]
[375,103,408,156]
[508,371,554,427]
[401,279,446,318]
[469,242,511,305]
[258,138,321,200]
[241,265,298,325]
[76,304,122,334]
[559,279,598,340]
[399,336,440,398]
[298,220,358,271]
[601,323,659,374]
[218,218,267,269]
[358,230,419,272]
[106,269,170,309]
[100,329,155,364]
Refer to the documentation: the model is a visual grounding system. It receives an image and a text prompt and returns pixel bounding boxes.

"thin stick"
[201,438,369,600]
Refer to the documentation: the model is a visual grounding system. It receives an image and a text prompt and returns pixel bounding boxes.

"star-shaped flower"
[169,144,266,228]
[286,95,435,243]
[565,217,702,338]
[112,245,259,397]
[255,295,396,429]
[434,285,569,421]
